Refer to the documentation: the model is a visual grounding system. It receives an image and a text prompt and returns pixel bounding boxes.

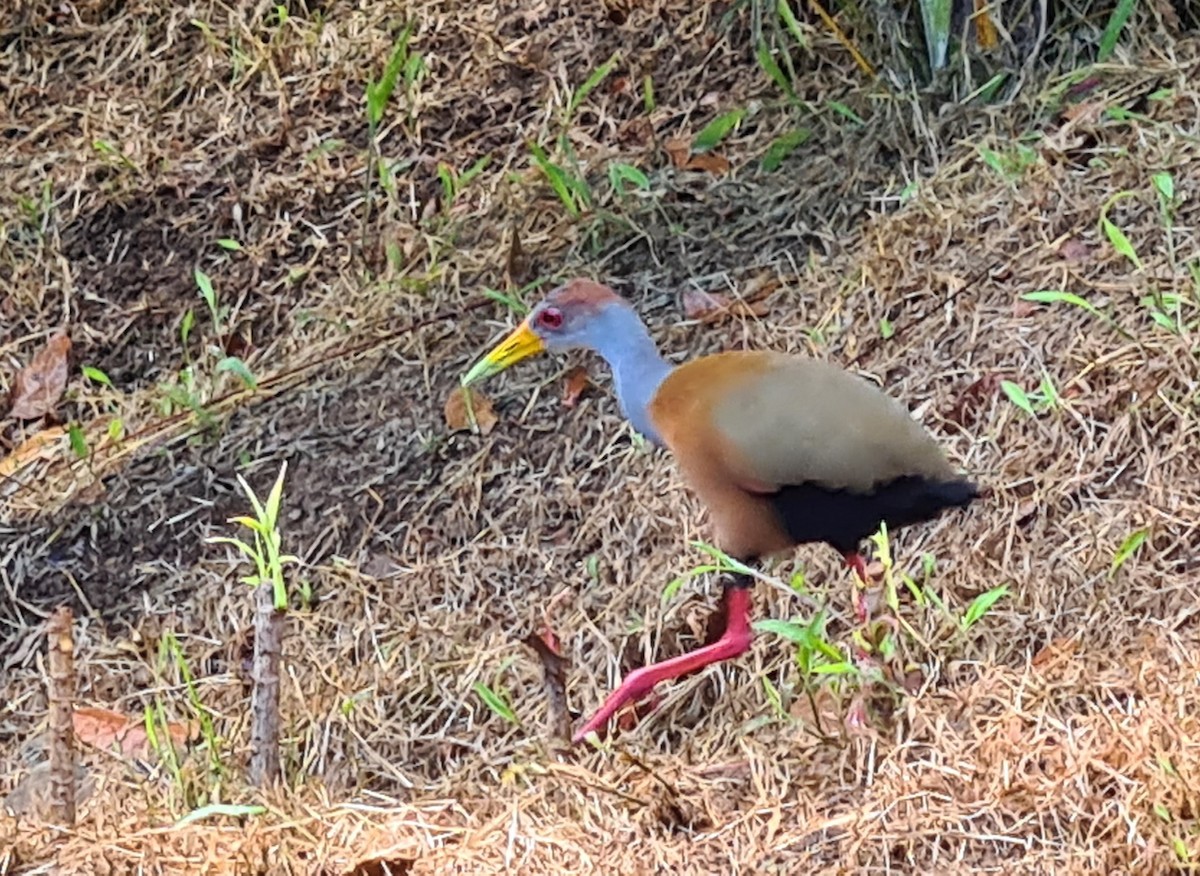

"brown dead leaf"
[8,332,71,420]
[1012,298,1039,319]
[505,224,530,286]
[1056,237,1094,263]
[522,629,570,740]
[944,373,1000,428]
[684,153,730,176]
[444,386,498,435]
[682,289,771,323]
[561,366,593,409]
[664,137,690,168]
[73,706,193,760]
[1032,636,1079,669]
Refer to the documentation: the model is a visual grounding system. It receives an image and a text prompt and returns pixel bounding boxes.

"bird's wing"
[652,351,955,495]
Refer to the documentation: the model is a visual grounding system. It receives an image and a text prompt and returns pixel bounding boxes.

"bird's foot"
[572,585,754,745]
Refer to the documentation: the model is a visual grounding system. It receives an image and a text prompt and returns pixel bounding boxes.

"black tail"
[768,476,980,556]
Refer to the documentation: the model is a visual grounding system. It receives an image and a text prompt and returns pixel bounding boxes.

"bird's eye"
[538,307,564,329]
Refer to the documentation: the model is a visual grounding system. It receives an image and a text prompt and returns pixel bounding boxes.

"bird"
[462,278,979,744]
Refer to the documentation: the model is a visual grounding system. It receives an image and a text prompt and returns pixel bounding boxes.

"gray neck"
[587,306,674,446]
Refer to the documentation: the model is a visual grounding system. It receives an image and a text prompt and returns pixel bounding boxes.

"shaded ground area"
[3,0,1200,873]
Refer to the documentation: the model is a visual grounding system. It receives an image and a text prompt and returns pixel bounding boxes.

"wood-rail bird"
[462,278,979,744]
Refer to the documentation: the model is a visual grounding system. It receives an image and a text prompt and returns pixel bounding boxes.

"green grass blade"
[1110,527,1149,577]
[760,128,810,171]
[962,584,1010,629]
[472,681,519,725]
[692,109,745,152]
[567,53,619,120]
[1098,0,1136,61]
[1000,380,1035,416]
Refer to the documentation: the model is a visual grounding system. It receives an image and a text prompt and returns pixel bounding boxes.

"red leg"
[844,551,871,624]
[573,582,754,744]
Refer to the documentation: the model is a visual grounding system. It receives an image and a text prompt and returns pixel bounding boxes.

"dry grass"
[2,1,1200,873]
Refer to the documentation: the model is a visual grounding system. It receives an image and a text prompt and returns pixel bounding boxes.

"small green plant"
[436,155,491,212]
[528,141,591,218]
[207,462,298,611]
[760,128,810,172]
[1110,527,1149,578]
[207,462,297,787]
[1097,0,1135,61]
[978,141,1039,183]
[1001,372,1061,417]
[1099,192,1144,270]
[472,680,519,726]
[692,109,746,152]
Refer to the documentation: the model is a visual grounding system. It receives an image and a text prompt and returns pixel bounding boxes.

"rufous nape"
[462,278,979,744]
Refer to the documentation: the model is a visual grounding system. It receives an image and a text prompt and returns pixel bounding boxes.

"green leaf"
[776,0,807,49]
[760,128,810,172]
[608,162,650,192]
[810,661,856,676]
[962,584,1010,629]
[180,308,195,349]
[1021,290,1101,319]
[1000,380,1035,416]
[68,423,88,459]
[761,676,787,718]
[216,356,258,389]
[879,317,895,339]
[826,100,865,126]
[1097,0,1135,61]
[918,0,953,71]
[754,617,811,645]
[1101,216,1143,269]
[216,238,242,251]
[106,418,124,443]
[528,141,583,218]
[194,269,216,310]
[1110,527,1149,577]
[366,23,415,128]
[1152,172,1175,203]
[567,52,619,120]
[82,365,112,386]
[175,803,266,827]
[755,42,793,100]
[472,681,518,724]
[692,109,745,152]
[642,75,655,113]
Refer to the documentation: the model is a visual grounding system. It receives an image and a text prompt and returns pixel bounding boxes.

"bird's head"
[462,278,631,385]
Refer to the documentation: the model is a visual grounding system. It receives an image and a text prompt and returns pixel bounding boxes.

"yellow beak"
[461,320,546,386]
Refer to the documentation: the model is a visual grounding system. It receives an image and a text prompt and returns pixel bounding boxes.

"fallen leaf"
[682,289,771,323]
[522,630,570,740]
[1032,636,1078,668]
[684,153,730,176]
[8,332,71,420]
[618,118,653,148]
[73,706,193,760]
[561,366,592,409]
[664,137,690,168]
[1012,298,1039,319]
[944,373,1000,427]
[1056,237,1093,263]
[505,224,530,286]
[444,386,498,435]
[608,75,630,95]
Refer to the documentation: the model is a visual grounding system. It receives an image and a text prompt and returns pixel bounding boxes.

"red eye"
[538,307,564,329]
